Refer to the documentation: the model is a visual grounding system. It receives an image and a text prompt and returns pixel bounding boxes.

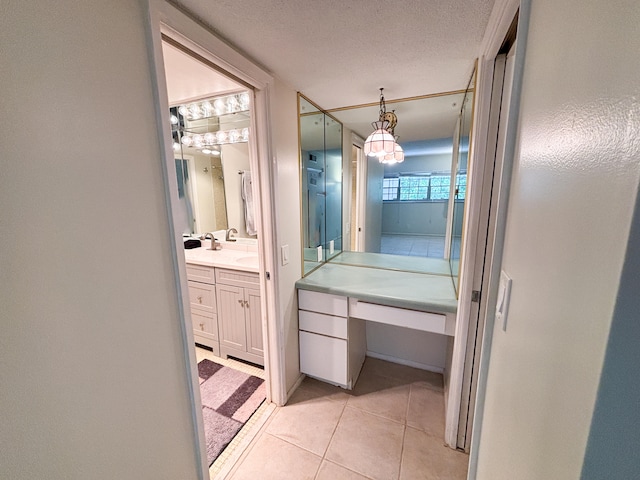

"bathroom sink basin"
[235,255,259,265]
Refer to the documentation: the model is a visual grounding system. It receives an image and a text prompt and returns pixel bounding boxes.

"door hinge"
[471,290,481,303]
[265,271,271,280]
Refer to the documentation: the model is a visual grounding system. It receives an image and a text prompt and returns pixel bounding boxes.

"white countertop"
[183,242,259,273]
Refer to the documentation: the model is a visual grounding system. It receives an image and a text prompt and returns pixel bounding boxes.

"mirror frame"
[449,63,477,296]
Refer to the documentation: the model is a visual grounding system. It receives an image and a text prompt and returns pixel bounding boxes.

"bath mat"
[198,359,266,466]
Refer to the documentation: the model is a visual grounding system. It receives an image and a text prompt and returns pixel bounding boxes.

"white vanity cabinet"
[216,268,263,366]
[298,290,366,389]
[186,264,220,355]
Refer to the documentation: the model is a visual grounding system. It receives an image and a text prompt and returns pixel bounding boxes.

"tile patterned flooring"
[225,357,469,480]
[380,235,446,258]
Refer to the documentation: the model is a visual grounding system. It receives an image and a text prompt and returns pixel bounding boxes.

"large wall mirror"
[162,38,257,239]
[449,68,476,295]
[298,94,343,275]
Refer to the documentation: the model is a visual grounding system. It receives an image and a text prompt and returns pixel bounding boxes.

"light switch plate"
[496,270,512,331]
[281,244,289,266]
[316,245,323,262]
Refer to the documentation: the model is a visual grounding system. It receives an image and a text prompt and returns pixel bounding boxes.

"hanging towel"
[241,171,257,236]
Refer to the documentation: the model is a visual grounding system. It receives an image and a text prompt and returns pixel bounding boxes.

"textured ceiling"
[173,0,495,110]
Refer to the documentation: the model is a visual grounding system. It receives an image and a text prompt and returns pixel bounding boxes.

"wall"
[220,143,253,237]
[0,1,201,478]
[364,156,384,252]
[270,79,304,394]
[475,0,640,478]
[366,324,448,372]
[382,151,452,236]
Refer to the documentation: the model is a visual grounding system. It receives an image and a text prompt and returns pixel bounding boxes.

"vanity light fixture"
[364,88,397,160]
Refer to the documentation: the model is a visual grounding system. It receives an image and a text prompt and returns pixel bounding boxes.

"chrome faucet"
[226,227,238,242]
[203,232,221,250]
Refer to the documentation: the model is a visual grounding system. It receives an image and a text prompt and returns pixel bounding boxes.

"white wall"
[270,79,304,393]
[366,324,448,371]
[0,1,201,478]
[364,156,384,252]
[220,143,252,237]
[475,0,640,478]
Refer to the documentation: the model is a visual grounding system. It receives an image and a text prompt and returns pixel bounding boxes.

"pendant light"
[364,88,397,159]
[382,136,405,164]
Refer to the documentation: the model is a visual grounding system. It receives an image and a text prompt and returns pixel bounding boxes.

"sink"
[235,255,259,265]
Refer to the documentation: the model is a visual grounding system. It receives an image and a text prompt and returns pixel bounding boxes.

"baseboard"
[366,351,444,374]
[285,373,306,404]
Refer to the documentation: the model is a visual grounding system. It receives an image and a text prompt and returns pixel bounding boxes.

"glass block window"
[430,175,451,200]
[455,173,467,200]
[382,177,399,200]
[399,176,429,200]
[382,172,467,201]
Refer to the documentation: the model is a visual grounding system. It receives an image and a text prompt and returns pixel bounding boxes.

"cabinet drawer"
[186,264,215,284]
[299,310,348,339]
[215,268,260,288]
[298,290,348,317]
[299,331,347,387]
[348,298,446,335]
[187,281,216,314]
[191,311,218,341]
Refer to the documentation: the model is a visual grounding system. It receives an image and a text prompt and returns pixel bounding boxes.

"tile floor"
[225,357,468,480]
[380,235,446,258]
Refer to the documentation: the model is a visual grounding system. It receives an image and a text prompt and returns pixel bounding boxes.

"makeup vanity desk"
[295,252,458,389]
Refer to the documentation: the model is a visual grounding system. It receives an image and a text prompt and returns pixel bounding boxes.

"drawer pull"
[199,323,205,331]
[197,296,203,304]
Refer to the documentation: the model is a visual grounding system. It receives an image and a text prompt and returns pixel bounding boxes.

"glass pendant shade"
[381,142,405,164]
[364,120,395,158]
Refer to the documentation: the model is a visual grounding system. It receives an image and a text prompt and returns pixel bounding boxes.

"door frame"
[444,0,524,453]
[144,2,283,478]
[462,0,530,476]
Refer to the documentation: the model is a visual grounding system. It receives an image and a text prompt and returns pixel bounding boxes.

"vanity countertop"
[183,244,259,273]
[296,262,458,314]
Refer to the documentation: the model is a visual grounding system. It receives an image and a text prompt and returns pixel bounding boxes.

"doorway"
[145,3,282,479]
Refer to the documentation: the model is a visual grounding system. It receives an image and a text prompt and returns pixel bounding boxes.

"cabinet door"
[216,284,246,351]
[299,331,348,387]
[245,287,263,357]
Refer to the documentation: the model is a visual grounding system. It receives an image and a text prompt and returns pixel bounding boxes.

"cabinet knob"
[199,323,205,331]
[238,299,244,305]
[244,300,249,308]
[197,296,203,304]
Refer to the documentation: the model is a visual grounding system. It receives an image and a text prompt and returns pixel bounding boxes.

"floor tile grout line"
[320,397,348,460]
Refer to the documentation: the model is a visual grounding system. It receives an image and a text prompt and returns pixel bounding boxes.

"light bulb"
[226,96,239,113]
[170,115,178,125]
[178,106,187,116]
[241,128,250,141]
[228,129,240,143]
[214,99,225,115]
[193,134,203,147]
[239,92,250,109]
[181,135,193,146]
[202,148,211,154]
[201,101,213,117]
[211,149,221,156]
[204,132,215,145]
[173,142,180,151]
[216,131,228,143]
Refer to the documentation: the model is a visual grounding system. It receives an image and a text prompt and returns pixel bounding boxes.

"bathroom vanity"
[184,241,263,366]
[296,253,457,389]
